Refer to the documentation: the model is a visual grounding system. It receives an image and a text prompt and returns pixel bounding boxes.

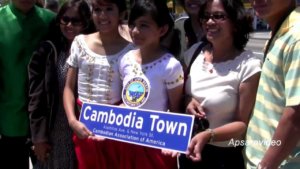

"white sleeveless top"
[67,35,134,104]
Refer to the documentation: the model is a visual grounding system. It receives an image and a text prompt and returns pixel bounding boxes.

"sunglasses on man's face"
[200,12,227,22]
[60,16,83,26]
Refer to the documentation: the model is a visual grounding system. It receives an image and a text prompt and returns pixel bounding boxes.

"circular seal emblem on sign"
[122,76,150,108]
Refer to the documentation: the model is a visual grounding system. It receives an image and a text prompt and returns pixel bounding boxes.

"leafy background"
[0,0,70,7]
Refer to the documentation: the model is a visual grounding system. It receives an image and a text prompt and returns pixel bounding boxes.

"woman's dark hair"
[199,0,253,50]
[176,0,205,12]
[177,0,185,7]
[46,0,95,52]
[128,0,181,56]
[56,0,94,34]
[92,0,127,14]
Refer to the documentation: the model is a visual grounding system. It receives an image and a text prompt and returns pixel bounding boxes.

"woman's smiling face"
[201,0,234,45]
[59,7,85,41]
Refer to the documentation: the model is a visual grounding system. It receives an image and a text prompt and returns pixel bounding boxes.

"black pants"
[179,144,245,169]
[0,134,30,169]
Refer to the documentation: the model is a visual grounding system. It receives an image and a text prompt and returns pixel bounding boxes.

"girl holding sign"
[63,0,133,168]
[119,0,184,168]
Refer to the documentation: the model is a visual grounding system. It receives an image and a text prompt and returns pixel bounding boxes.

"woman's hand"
[70,120,106,141]
[161,149,179,158]
[69,119,93,139]
[89,135,106,141]
[186,130,211,162]
[33,142,51,163]
[186,97,206,118]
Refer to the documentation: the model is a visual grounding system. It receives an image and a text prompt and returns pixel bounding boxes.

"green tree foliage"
[0,0,9,7]
[0,0,67,7]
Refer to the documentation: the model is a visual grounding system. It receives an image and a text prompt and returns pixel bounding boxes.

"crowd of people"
[0,0,299,169]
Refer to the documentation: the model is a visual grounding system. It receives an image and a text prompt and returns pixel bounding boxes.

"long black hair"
[128,0,181,56]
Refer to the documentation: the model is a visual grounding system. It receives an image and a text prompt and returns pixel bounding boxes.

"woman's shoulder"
[230,50,262,76]
[235,50,262,82]
[119,41,135,53]
[161,52,183,70]
[184,41,204,55]
[76,32,103,44]
[237,50,263,64]
[71,33,97,52]
[35,40,57,55]
[112,42,135,61]
[119,48,136,62]
[184,41,206,65]
[75,33,90,43]
[159,53,184,80]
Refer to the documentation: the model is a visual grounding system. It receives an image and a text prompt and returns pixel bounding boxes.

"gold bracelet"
[206,128,215,143]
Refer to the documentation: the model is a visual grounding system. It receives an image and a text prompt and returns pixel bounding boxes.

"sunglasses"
[200,12,227,22]
[60,16,83,26]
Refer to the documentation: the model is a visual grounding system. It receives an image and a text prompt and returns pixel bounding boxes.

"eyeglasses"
[200,12,227,22]
[60,16,83,26]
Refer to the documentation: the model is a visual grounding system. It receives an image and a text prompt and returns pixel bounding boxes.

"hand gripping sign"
[79,103,194,153]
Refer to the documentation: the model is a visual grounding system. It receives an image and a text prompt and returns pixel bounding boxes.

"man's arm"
[259,105,300,169]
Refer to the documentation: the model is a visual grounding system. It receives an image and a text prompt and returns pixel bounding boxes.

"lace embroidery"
[165,74,184,86]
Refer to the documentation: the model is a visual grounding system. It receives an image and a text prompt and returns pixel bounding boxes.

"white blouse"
[67,35,134,104]
[184,42,262,147]
[120,49,184,111]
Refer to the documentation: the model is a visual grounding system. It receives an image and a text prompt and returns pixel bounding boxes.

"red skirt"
[120,143,178,169]
[74,99,122,169]
[73,134,122,169]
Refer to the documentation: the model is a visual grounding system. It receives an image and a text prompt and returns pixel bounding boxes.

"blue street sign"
[79,103,194,153]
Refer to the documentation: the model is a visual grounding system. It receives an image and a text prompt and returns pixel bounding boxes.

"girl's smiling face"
[91,0,121,34]
[129,14,168,48]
